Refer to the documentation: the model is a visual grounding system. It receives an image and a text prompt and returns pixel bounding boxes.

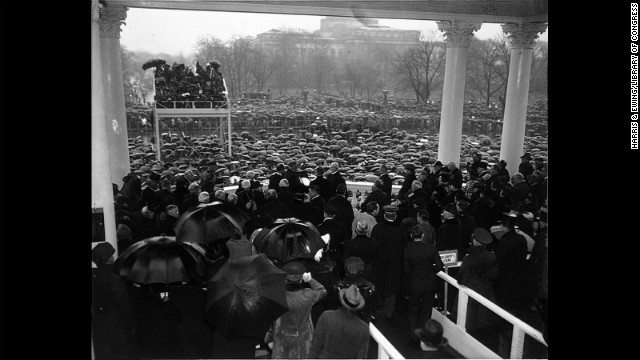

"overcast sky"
[120,8,548,55]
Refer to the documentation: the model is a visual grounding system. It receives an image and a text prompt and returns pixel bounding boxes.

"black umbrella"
[205,253,288,341]
[253,217,325,263]
[114,236,208,285]
[142,58,166,70]
[174,201,250,245]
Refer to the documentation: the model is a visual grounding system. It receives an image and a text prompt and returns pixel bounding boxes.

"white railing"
[437,271,548,359]
[369,323,405,359]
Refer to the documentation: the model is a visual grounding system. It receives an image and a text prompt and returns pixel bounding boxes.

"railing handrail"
[437,270,548,346]
[369,322,405,359]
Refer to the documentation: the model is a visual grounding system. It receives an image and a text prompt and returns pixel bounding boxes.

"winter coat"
[457,245,500,330]
[370,221,406,296]
[437,218,461,252]
[270,279,327,359]
[494,229,529,314]
[308,308,370,359]
[327,195,355,235]
[404,241,444,292]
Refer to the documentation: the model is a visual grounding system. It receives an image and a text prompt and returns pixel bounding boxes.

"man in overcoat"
[309,284,370,359]
[370,205,407,319]
[404,225,444,338]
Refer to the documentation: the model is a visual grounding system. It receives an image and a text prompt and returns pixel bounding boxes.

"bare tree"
[529,41,548,96]
[393,30,445,103]
[467,37,507,106]
[247,46,275,92]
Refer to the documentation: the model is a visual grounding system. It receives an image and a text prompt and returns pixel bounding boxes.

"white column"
[499,23,547,176]
[99,5,130,187]
[436,20,481,166]
[92,0,118,255]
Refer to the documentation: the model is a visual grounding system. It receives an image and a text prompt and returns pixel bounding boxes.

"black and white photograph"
[91,1,549,359]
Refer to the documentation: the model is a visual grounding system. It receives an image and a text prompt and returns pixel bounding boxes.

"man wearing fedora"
[404,225,444,339]
[309,284,370,359]
[370,204,407,320]
[457,228,500,342]
[518,152,534,178]
[406,319,457,359]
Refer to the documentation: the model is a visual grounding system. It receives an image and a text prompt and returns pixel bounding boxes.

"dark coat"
[471,197,495,230]
[509,181,530,206]
[326,195,355,236]
[168,284,213,358]
[326,171,346,198]
[127,285,183,359]
[308,308,370,359]
[317,218,348,264]
[370,221,406,295]
[403,241,444,291]
[518,162,535,178]
[379,173,393,199]
[343,235,377,278]
[257,200,291,226]
[277,189,296,208]
[360,189,390,222]
[180,193,200,213]
[296,202,324,227]
[494,229,529,313]
[92,266,136,359]
[451,168,464,188]
[398,172,417,197]
[268,172,285,191]
[458,213,477,257]
[284,169,304,194]
[437,218,461,252]
[457,245,500,330]
[309,176,331,202]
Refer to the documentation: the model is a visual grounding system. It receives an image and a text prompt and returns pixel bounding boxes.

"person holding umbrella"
[267,261,327,359]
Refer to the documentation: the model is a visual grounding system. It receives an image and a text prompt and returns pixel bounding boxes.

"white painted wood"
[510,326,526,359]
[437,271,548,346]
[431,310,501,359]
[456,290,469,330]
[370,323,405,359]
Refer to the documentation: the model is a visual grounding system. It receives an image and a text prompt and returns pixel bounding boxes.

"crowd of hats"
[126,89,547,185]
[127,124,547,188]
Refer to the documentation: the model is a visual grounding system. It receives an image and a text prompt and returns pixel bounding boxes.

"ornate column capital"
[99,5,128,38]
[501,22,548,49]
[436,20,482,48]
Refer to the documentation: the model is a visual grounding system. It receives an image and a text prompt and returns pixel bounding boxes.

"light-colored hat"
[339,284,365,311]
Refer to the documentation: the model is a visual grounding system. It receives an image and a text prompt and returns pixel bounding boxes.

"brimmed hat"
[472,227,493,245]
[92,242,115,265]
[283,261,306,283]
[339,284,365,311]
[520,152,532,160]
[414,319,448,348]
[344,256,365,275]
[355,221,368,234]
[382,205,399,213]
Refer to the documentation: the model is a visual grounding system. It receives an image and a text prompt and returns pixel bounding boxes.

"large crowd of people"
[93,129,548,358]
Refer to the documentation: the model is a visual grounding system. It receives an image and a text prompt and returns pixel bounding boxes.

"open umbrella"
[114,236,208,285]
[174,201,250,245]
[252,218,325,264]
[205,253,288,341]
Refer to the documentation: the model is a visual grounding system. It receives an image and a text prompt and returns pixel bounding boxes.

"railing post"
[378,345,390,359]
[510,325,526,359]
[456,288,469,330]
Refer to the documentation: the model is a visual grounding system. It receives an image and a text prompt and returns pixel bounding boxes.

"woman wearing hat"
[308,284,370,359]
[456,228,500,338]
[268,261,327,359]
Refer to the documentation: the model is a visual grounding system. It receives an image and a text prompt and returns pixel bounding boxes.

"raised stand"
[153,100,232,161]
